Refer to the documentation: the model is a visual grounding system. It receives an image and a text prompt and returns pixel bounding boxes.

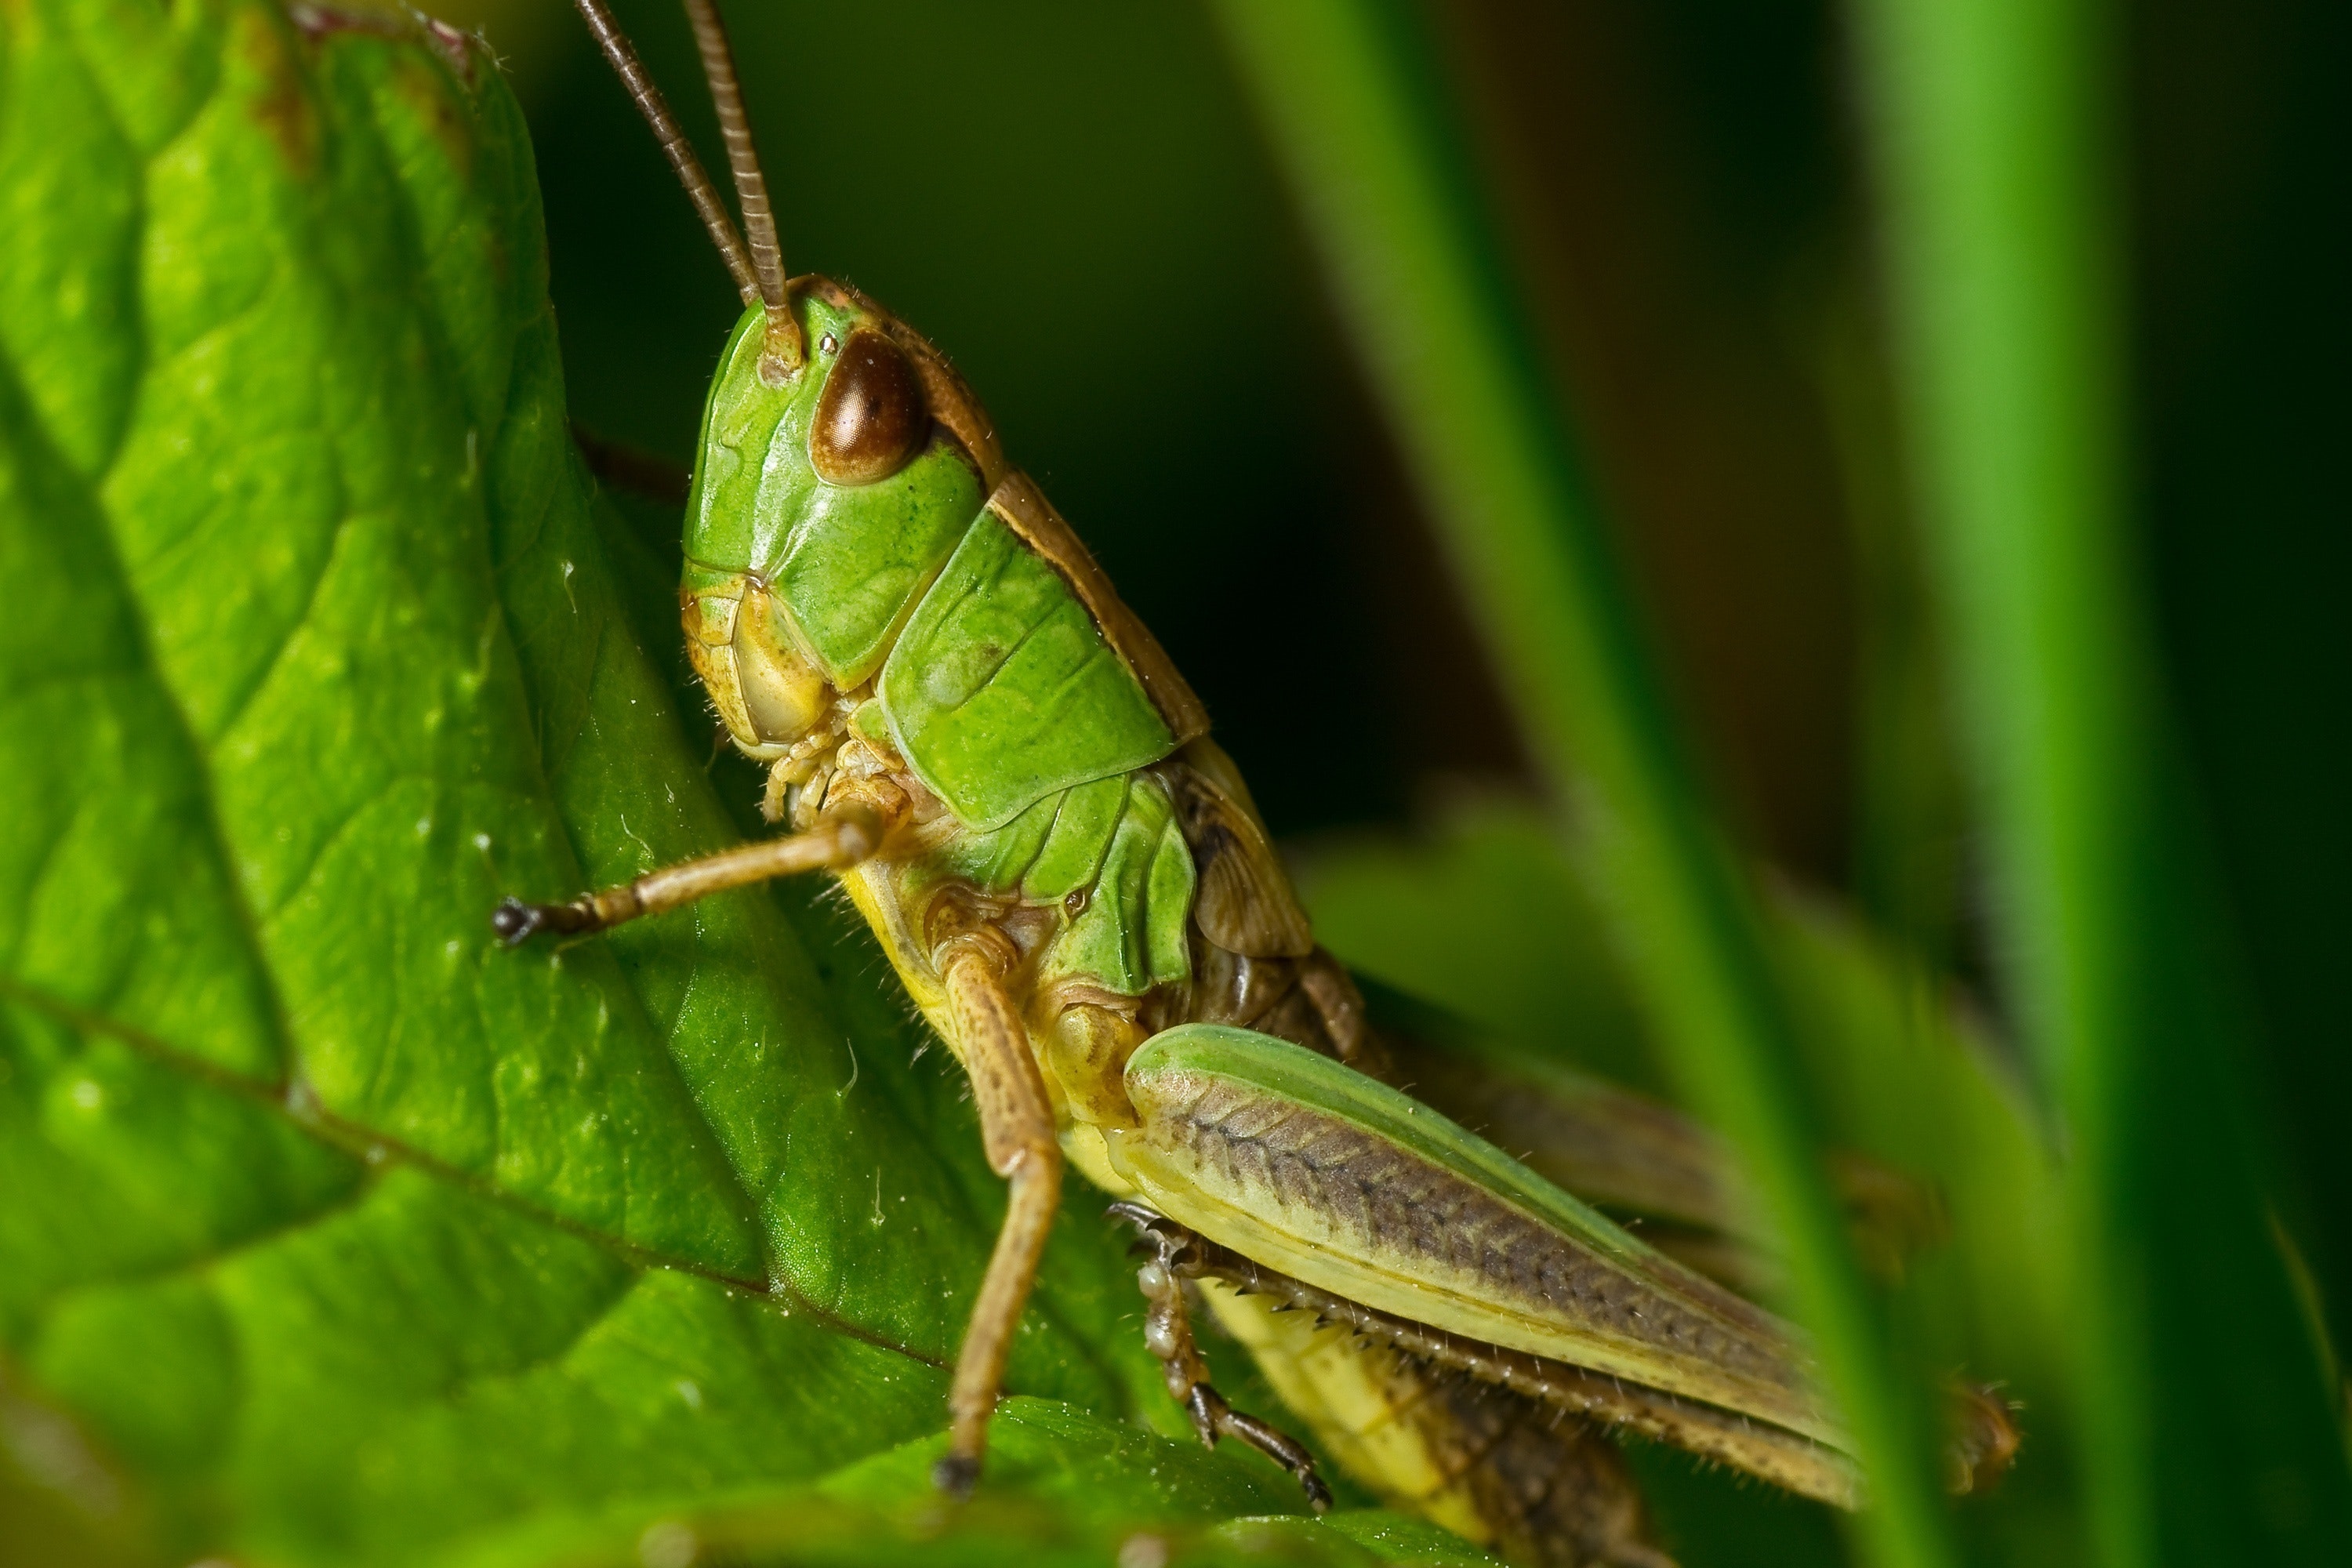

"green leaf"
[0,5,1476,1562]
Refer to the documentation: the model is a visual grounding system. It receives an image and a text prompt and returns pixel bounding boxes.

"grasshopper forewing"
[1104,1026,1849,1461]
[499,5,2013,1563]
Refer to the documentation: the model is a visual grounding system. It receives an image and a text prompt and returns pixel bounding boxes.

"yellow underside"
[838,865,952,1036]
[836,863,1142,1199]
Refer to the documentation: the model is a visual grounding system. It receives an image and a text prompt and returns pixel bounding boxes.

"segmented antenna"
[681,0,804,368]
[569,0,760,309]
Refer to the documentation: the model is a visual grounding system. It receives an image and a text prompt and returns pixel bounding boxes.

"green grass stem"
[1208,5,1959,1565]
[1848,0,2352,1561]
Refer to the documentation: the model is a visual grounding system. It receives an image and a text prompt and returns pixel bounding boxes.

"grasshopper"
[496,5,2013,1562]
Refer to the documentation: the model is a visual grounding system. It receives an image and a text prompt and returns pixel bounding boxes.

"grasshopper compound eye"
[810,327,927,485]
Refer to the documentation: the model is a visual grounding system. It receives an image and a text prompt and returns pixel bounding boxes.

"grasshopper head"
[678,281,1006,760]
[564,3,1007,761]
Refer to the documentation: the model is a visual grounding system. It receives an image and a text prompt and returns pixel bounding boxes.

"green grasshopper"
[496,5,2013,1563]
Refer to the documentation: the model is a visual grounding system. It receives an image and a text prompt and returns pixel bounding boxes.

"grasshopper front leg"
[492,800,884,942]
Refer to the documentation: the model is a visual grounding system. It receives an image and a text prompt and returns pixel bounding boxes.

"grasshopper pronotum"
[495,5,2015,1562]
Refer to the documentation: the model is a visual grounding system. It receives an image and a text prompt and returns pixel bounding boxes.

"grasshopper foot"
[1189,1385,1332,1512]
[1113,1203,1332,1514]
[1944,1381,2022,1494]
[491,896,597,946]
[490,898,544,945]
[931,1453,981,1500]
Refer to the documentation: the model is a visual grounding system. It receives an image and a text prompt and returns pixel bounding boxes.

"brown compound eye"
[809,327,927,485]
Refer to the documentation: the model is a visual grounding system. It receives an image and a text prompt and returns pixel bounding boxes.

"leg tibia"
[934,946,1063,1496]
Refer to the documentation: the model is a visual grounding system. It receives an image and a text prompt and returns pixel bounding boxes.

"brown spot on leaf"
[385,50,474,181]
[240,6,319,176]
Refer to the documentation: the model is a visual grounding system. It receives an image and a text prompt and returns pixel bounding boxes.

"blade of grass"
[1847,0,2352,1562]
[1207,5,1956,1566]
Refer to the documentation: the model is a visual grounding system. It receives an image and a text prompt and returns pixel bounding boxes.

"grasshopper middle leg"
[931,939,1064,1497]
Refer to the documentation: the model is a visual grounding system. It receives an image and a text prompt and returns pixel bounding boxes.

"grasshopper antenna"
[569,0,763,313]
[681,0,804,372]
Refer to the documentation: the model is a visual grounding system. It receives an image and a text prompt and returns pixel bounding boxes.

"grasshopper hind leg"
[1113,1203,1333,1512]
[1421,1377,1678,1568]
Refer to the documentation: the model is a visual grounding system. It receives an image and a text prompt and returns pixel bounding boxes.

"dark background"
[446,0,2350,1348]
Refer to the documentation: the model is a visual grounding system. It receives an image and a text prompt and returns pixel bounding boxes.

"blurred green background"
[434,0,2349,1559]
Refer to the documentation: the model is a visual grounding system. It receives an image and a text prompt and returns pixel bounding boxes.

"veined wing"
[1102,1024,1848,1455]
